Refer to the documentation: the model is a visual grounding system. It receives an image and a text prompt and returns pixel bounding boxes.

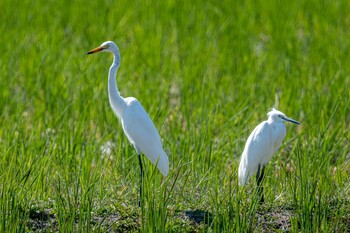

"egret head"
[87,41,119,54]
[267,108,300,124]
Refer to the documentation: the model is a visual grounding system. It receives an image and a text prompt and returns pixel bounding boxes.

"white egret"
[87,41,169,206]
[238,108,300,203]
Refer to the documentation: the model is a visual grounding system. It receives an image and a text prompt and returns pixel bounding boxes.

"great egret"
[238,108,300,203]
[87,41,169,206]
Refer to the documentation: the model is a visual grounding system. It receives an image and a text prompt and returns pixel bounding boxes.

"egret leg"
[138,154,143,207]
[256,164,261,185]
[256,164,265,203]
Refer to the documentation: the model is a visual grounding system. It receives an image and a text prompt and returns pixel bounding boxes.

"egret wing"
[121,98,169,176]
[239,121,273,185]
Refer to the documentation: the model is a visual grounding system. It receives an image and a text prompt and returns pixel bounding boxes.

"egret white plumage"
[238,108,300,202]
[87,41,169,206]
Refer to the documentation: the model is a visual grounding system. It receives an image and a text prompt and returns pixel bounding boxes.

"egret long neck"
[108,53,126,117]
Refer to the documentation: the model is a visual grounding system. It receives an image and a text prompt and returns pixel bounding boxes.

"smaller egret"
[238,108,300,203]
[87,41,169,207]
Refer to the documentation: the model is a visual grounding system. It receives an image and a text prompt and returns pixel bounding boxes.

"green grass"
[1,0,350,232]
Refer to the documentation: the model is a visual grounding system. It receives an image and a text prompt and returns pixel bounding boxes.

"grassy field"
[1,0,350,232]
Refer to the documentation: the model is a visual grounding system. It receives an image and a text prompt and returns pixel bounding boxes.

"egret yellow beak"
[87,46,104,55]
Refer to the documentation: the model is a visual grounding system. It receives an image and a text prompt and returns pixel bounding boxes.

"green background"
[0,0,349,231]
